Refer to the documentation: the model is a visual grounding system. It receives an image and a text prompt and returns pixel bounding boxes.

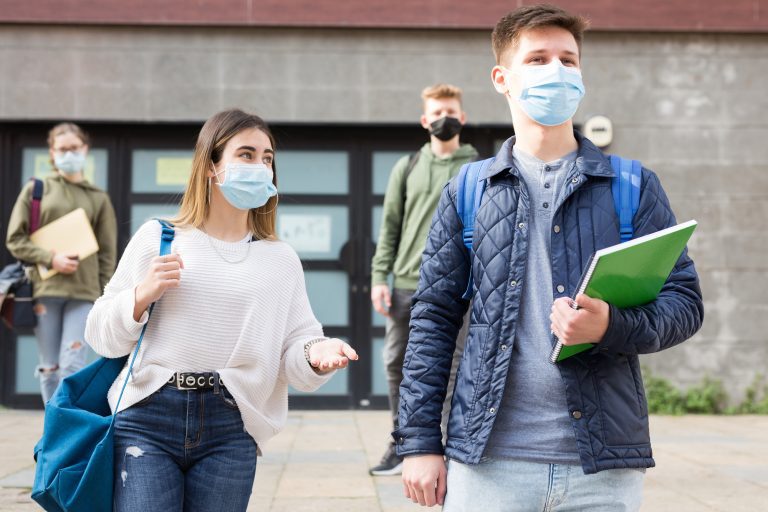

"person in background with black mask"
[369,84,478,476]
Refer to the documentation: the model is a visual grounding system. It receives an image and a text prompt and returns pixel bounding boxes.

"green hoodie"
[372,142,478,290]
[5,174,117,302]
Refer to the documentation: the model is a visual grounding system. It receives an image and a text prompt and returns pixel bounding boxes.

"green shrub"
[683,376,727,414]
[730,374,768,414]
[644,371,686,414]
[643,369,731,415]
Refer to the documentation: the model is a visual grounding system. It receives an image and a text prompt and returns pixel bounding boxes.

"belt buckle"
[175,373,198,391]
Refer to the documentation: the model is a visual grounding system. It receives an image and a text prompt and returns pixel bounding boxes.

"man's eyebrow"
[524,49,578,56]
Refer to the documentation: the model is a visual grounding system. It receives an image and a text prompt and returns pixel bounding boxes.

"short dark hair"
[491,4,590,64]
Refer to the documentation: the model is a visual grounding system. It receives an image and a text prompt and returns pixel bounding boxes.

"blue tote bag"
[31,220,175,511]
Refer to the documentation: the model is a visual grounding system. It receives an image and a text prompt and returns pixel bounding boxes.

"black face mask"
[428,116,463,141]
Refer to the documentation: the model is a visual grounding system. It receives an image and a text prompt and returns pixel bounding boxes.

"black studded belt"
[167,371,224,391]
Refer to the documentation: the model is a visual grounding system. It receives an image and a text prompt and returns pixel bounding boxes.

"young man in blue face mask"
[370,84,478,476]
[396,4,703,510]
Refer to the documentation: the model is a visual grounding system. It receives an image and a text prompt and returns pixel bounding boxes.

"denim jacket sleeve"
[598,169,704,355]
[393,182,471,456]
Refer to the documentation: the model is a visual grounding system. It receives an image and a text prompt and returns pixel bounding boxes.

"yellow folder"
[30,208,99,280]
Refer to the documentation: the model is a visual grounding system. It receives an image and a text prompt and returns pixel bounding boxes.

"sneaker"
[369,443,403,476]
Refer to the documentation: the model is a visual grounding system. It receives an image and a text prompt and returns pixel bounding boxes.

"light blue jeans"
[444,458,644,512]
[33,297,92,403]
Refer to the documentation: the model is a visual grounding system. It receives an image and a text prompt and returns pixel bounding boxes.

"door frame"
[0,121,512,409]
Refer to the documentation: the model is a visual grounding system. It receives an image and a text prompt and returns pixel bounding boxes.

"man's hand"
[550,294,610,346]
[51,253,79,274]
[371,284,392,317]
[402,454,447,507]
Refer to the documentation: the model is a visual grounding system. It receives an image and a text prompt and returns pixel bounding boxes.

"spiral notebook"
[550,219,698,363]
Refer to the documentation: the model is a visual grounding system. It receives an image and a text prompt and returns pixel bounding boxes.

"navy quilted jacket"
[394,132,703,474]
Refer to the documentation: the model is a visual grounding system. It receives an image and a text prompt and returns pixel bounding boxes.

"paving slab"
[1,410,767,511]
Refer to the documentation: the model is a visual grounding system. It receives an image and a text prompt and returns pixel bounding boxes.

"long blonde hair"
[172,109,278,240]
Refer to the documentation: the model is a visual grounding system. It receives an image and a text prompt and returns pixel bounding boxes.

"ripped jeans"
[33,297,93,403]
[113,383,257,512]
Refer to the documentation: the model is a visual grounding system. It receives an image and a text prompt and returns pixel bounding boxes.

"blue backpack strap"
[609,156,642,242]
[157,219,175,255]
[456,157,494,299]
[113,219,175,412]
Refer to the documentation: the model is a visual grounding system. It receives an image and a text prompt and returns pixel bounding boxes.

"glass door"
[276,149,354,407]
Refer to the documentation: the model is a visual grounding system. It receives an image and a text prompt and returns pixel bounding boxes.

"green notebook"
[549,219,698,363]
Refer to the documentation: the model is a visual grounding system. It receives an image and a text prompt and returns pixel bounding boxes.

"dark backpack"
[1,178,44,332]
[455,155,642,299]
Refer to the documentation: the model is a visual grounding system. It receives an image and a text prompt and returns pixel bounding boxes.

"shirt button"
[572,411,583,419]
[489,407,496,414]
[571,177,579,184]
[518,222,525,230]
[398,436,405,444]
[544,165,551,172]
[543,202,549,208]
[544,183,551,189]
[557,285,565,293]
[510,280,517,287]
[553,225,561,233]
[501,344,508,350]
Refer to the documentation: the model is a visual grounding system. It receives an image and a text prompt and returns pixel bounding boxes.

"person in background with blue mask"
[84,108,359,511]
[6,122,117,404]
[397,4,702,511]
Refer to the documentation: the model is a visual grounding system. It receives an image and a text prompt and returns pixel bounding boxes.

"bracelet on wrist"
[304,338,326,368]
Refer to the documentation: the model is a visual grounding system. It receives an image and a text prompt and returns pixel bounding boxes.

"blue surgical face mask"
[212,162,277,210]
[512,59,585,127]
[54,151,87,175]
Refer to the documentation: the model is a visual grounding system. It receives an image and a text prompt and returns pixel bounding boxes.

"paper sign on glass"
[279,214,332,253]
[30,208,99,280]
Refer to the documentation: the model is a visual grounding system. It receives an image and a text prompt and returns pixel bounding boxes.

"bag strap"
[390,151,422,257]
[28,178,43,234]
[399,151,421,204]
[113,219,175,414]
[609,155,642,242]
[455,157,494,299]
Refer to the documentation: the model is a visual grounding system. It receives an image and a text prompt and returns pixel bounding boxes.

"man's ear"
[492,65,509,95]
[459,111,467,125]
[420,114,430,130]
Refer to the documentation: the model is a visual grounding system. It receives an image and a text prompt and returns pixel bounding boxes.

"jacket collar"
[481,130,615,180]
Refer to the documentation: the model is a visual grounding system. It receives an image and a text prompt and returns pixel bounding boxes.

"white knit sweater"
[84,220,333,448]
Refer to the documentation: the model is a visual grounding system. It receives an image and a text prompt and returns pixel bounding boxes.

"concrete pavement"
[1,409,767,511]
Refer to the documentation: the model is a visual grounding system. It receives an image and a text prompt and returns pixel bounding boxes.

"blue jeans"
[444,458,644,512]
[113,384,258,512]
[33,297,92,403]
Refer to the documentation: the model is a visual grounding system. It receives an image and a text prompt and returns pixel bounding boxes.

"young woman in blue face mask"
[84,108,358,511]
[5,122,117,404]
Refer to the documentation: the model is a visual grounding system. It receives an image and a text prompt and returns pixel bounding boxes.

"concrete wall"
[1,25,766,402]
